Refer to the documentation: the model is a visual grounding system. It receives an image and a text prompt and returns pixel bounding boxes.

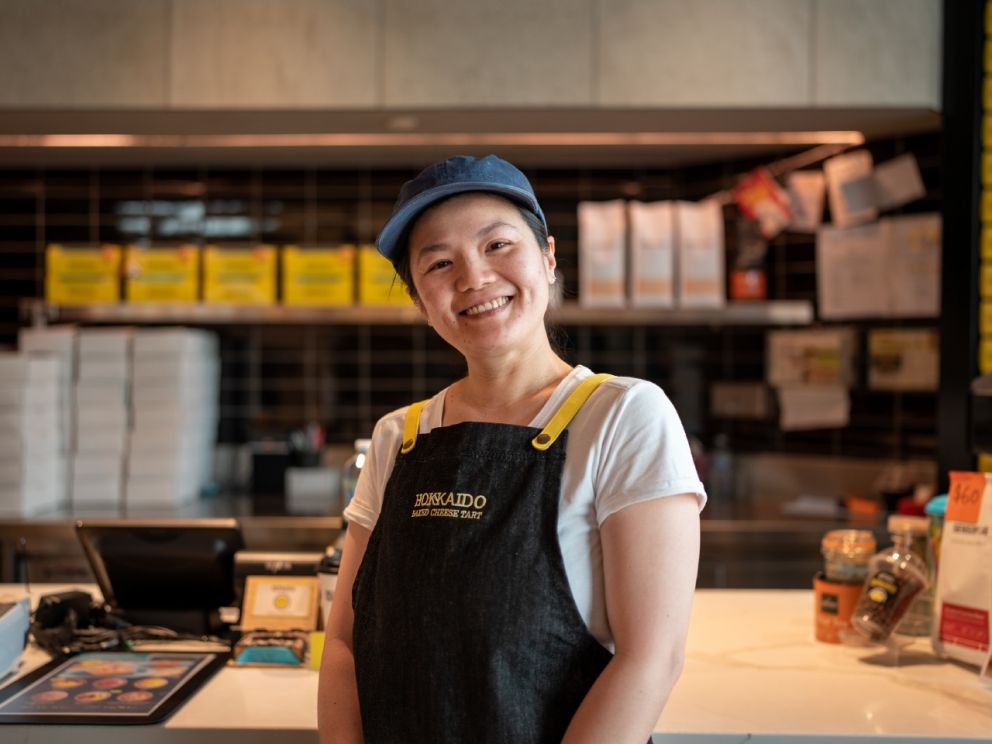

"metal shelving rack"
[22,299,814,327]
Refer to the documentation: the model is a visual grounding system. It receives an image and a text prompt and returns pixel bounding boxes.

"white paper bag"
[578,200,626,308]
[627,201,674,308]
[675,200,725,309]
[933,471,992,668]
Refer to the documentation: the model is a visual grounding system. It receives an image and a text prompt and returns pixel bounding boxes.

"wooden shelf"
[22,299,814,327]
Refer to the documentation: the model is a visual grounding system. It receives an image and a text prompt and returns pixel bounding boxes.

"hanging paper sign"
[733,168,792,239]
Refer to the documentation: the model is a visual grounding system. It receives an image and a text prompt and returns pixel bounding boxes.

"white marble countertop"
[1,586,990,742]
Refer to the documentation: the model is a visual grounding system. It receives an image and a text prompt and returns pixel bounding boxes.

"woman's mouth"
[461,296,512,316]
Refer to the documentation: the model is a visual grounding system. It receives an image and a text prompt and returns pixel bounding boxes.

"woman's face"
[407,192,557,361]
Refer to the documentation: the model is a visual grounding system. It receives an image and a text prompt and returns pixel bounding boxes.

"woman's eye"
[488,240,509,251]
[427,259,451,272]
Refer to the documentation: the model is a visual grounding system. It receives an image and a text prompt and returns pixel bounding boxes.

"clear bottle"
[851,515,929,643]
[333,439,371,553]
[893,515,932,637]
[340,438,371,513]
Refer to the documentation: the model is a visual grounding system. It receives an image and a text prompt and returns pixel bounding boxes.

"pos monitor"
[75,519,244,636]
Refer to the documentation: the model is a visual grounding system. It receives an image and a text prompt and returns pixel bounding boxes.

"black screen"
[76,520,244,626]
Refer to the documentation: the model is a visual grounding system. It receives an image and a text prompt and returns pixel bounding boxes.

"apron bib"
[352,373,615,744]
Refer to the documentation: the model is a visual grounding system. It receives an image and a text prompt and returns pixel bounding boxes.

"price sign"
[947,471,986,524]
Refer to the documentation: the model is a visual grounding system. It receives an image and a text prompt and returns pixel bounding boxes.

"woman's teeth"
[463,297,510,316]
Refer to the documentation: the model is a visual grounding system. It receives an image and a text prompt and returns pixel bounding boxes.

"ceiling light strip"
[0,131,866,148]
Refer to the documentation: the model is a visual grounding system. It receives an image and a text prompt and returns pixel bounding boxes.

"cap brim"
[376,181,544,265]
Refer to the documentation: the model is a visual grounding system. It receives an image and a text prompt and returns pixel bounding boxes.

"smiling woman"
[317,155,706,744]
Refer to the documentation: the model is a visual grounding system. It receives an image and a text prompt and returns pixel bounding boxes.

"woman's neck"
[444,345,573,427]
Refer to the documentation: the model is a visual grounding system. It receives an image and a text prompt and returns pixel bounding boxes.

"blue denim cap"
[376,155,546,267]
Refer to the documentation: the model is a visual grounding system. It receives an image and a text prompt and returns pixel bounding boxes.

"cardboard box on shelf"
[72,478,123,508]
[45,244,122,305]
[77,357,129,383]
[78,327,133,357]
[282,245,355,306]
[203,244,277,305]
[133,328,217,357]
[357,245,412,306]
[125,244,199,303]
[72,453,125,481]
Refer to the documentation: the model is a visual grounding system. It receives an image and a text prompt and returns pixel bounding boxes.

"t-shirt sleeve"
[341,411,403,531]
[594,381,707,525]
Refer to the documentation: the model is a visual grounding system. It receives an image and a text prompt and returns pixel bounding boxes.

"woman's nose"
[455,255,492,292]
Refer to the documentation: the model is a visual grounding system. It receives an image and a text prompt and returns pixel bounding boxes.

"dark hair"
[394,197,549,300]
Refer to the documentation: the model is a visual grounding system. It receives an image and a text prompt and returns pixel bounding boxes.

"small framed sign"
[0,651,225,725]
[241,575,320,631]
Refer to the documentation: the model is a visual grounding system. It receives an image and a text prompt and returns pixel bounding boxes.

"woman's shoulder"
[369,389,446,448]
[569,367,673,419]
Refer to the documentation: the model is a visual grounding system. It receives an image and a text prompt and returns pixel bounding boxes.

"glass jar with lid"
[821,529,876,584]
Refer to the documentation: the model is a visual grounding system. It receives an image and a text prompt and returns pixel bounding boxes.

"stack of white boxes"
[127,329,219,507]
[18,326,76,468]
[0,354,65,516]
[73,329,132,508]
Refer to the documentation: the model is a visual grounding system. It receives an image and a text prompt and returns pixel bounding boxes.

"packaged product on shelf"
[733,168,791,240]
[203,244,277,304]
[282,244,355,306]
[578,200,626,308]
[674,200,724,309]
[124,244,199,303]
[45,244,122,305]
[357,244,413,306]
[932,471,992,668]
[786,170,826,233]
[627,201,674,308]
[729,219,768,301]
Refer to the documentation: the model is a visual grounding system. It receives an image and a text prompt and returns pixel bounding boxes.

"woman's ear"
[545,236,557,283]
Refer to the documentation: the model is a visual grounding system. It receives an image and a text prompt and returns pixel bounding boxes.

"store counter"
[0,586,989,743]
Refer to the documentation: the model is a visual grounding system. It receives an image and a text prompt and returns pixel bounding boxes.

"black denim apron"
[352,373,616,744]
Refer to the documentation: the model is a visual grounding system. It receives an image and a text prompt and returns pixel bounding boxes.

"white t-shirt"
[343,365,707,650]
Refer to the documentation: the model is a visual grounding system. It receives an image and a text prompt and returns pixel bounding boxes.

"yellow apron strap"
[400,400,430,454]
[531,373,614,451]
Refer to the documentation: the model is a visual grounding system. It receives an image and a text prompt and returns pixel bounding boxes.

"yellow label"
[983,191,992,224]
[358,245,412,306]
[982,337,992,374]
[983,301,992,335]
[984,265,992,299]
[45,244,121,304]
[979,453,992,475]
[125,245,199,303]
[282,245,355,306]
[203,244,277,304]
